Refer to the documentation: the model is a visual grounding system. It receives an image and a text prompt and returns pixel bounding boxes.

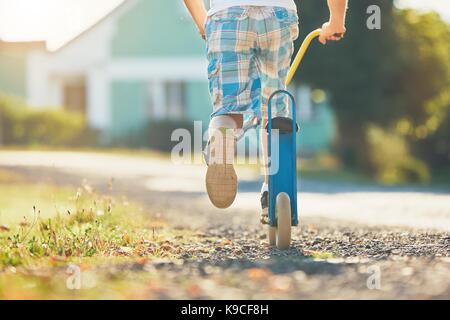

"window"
[166,82,185,120]
[147,82,186,121]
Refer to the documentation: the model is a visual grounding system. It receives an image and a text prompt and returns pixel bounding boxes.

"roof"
[53,0,137,52]
[0,40,46,53]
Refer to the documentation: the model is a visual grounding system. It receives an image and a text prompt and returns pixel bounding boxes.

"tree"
[393,10,450,172]
[294,0,450,177]
[294,0,398,168]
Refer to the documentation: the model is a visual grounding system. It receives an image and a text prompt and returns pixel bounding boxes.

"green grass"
[303,250,336,260]
[0,169,210,299]
[0,181,162,267]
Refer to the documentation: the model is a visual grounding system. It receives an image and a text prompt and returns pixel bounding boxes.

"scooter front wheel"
[276,193,291,250]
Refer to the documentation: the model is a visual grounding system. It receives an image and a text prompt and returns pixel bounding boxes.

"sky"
[0,0,449,51]
[0,0,125,50]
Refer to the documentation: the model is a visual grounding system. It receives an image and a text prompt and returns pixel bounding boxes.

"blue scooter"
[266,29,323,249]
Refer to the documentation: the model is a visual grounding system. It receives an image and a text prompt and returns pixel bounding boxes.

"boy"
[184,0,347,222]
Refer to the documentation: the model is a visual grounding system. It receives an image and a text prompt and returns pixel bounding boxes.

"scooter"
[267,29,337,249]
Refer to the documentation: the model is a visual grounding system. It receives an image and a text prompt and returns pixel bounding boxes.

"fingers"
[319,35,327,45]
[319,33,344,45]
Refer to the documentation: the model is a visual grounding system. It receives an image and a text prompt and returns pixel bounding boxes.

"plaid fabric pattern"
[205,6,299,123]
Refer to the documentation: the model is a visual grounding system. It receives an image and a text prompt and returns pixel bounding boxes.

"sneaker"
[260,189,269,225]
[204,128,238,209]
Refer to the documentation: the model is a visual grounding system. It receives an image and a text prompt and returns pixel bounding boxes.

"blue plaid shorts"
[205,6,299,123]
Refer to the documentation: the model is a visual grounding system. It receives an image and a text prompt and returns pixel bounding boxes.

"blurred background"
[0,0,449,186]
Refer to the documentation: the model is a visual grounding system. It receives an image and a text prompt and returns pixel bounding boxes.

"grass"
[0,169,209,299]
[0,180,168,268]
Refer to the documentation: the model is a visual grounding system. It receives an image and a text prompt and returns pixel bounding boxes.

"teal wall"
[185,81,212,127]
[112,1,205,57]
[108,0,211,140]
[110,80,212,140]
[0,49,27,97]
[298,103,336,153]
[110,81,148,141]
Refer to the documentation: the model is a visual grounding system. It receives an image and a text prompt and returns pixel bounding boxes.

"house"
[0,41,46,99]
[0,0,336,153]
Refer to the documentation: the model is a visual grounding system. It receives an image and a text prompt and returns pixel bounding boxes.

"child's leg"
[204,6,259,209]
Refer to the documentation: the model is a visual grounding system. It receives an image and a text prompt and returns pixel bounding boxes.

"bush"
[366,125,430,184]
[0,93,97,147]
[0,95,25,144]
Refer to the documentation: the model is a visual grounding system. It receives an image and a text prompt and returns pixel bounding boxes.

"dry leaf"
[247,268,272,281]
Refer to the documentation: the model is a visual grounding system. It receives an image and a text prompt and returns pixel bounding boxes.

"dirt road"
[0,151,449,299]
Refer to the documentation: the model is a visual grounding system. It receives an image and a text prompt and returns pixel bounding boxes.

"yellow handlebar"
[285,28,322,87]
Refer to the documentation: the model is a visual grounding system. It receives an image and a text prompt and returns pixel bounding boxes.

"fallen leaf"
[187,284,202,298]
[247,268,272,281]
[50,256,67,264]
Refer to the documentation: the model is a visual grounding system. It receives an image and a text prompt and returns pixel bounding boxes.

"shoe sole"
[206,164,237,209]
[261,207,269,225]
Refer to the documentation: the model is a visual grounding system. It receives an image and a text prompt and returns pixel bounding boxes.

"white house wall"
[26,15,116,129]
[24,0,208,133]
[108,58,207,81]
[26,50,51,108]
[87,66,110,129]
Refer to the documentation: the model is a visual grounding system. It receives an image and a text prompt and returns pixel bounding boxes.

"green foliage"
[393,10,450,125]
[367,126,430,184]
[295,0,401,167]
[294,0,450,181]
[0,93,97,146]
[393,10,450,171]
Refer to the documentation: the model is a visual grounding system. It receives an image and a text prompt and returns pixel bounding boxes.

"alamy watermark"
[366,265,382,290]
[367,5,382,30]
[66,264,97,290]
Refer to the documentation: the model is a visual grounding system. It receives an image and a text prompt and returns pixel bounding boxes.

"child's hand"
[319,22,346,44]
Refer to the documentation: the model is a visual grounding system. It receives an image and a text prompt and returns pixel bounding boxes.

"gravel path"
[0,151,449,299]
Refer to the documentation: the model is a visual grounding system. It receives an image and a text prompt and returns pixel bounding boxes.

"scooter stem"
[285,28,322,87]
